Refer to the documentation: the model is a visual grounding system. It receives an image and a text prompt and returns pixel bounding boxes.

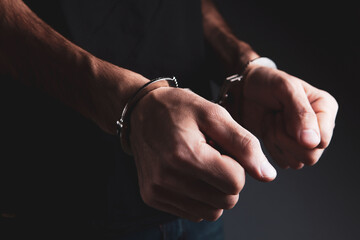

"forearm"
[0,0,148,134]
[201,0,259,72]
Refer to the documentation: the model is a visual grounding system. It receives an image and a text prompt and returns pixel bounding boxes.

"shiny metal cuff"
[216,57,277,105]
[116,77,178,155]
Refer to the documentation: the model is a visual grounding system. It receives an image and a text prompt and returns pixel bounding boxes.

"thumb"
[199,104,277,182]
[281,81,321,149]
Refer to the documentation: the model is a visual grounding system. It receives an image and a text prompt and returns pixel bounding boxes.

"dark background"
[215,0,360,239]
[1,0,359,239]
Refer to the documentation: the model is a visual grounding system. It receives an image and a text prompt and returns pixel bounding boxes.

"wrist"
[88,57,150,134]
[231,41,260,74]
[217,57,277,106]
[117,77,178,154]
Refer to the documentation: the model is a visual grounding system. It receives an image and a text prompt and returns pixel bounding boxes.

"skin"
[0,0,337,223]
[0,0,149,134]
[235,66,338,169]
[130,87,275,221]
[202,0,338,169]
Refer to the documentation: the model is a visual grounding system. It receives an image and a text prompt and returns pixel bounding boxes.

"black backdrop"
[1,1,359,239]
[214,1,360,239]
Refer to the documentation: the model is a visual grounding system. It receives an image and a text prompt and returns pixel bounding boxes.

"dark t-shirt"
[1,0,220,238]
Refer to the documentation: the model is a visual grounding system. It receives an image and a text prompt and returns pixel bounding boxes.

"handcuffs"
[116,77,178,155]
[117,57,276,155]
[216,57,277,105]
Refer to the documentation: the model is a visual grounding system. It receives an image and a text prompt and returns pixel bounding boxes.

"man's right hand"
[129,87,277,222]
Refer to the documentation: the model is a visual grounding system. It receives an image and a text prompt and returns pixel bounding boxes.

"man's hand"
[129,87,277,222]
[200,0,337,169]
[226,65,338,169]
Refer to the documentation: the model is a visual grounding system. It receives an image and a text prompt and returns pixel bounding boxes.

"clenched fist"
[225,64,338,169]
[129,87,277,222]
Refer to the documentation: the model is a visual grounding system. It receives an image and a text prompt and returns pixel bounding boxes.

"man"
[0,0,338,239]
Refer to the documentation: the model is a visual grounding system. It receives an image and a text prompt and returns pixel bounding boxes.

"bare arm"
[0,0,148,134]
[0,0,279,221]
[201,0,338,169]
[201,0,259,72]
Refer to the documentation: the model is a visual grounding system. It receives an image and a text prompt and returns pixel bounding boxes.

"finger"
[274,113,324,166]
[261,114,290,169]
[160,168,239,210]
[140,177,202,222]
[317,112,335,148]
[271,141,305,169]
[262,113,303,169]
[268,144,290,169]
[276,75,321,148]
[151,201,203,222]
[151,185,224,222]
[309,89,338,148]
[191,143,246,195]
[199,105,277,182]
[277,131,324,166]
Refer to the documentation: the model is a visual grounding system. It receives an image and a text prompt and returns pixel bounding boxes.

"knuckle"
[239,133,261,156]
[172,139,206,170]
[292,108,318,129]
[233,176,245,195]
[172,144,191,166]
[319,132,332,149]
[304,157,318,166]
[204,209,223,222]
[211,103,229,116]
[277,74,299,94]
[188,217,203,223]
[303,150,322,166]
[332,98,339,113]
[222,195,239,210]
[289,162,304,170]
[141,187,155,206]
[296,108,317,120]
[205,104,231,123]
[172,146,197,171]
[226,170,245,195]
[323,90,339,112]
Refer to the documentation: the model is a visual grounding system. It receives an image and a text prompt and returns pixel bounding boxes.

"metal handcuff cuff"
[116,77,178,155]
[216,57,277,105]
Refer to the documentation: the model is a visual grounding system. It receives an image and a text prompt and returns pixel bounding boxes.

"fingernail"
[260,159,277,180]
[300,129,320,146]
